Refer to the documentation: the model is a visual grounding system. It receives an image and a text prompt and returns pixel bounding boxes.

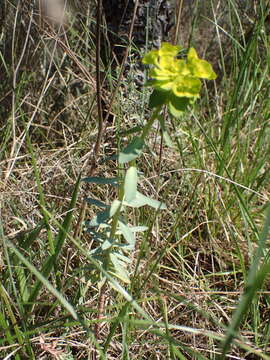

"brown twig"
[173,0,184,45]
[72,0,104,242]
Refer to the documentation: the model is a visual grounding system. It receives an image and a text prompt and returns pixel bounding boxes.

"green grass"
[0,0,270,359]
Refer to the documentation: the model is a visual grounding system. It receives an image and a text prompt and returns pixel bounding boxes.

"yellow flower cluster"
[143,43,216,99]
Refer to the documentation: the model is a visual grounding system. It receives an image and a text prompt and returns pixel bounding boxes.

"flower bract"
[143,43,217,115]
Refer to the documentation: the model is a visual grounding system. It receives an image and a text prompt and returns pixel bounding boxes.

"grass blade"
[27,174,81,307]
[220,205,270,357]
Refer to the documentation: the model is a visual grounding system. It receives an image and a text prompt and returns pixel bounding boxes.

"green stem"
[109,173,125,249]
[141,107,161,140]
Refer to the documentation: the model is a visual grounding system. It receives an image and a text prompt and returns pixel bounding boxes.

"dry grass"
[1,1,270,359]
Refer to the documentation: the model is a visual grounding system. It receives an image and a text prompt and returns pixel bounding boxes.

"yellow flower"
[143,43,216,99]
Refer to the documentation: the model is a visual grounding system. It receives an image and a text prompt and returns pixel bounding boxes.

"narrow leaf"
[110,253,130,283]
[124,166,138,202]
[18,220,45,250]
[89,210,110,227]
[118,137,145,164]
[28,174,81,306]
[124,191,167,210]
[88,200,122,227]
[220,205,270,356]
[7,240,79,320]
[118,221,135,247]
[114,252,132,264]
[82,177,119,185]
[130,226,148,232]
[101,238,115,250]
[109,200,122,217]
[86,198,109,208]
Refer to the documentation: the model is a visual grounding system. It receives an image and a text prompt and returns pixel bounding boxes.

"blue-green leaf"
[118,137,145,164]
[110,253,130,283]
[88,212,109,227]
[130,226,148,232]
[110,199,122,216]
[118,221,135,247]
[82,177,119,185]
[85,222,110,230]
[124,166,138,202]
[88,200,122,227]
[85,229,108,242]
[86,198,109,208]
[114,252,132,263]
[124,191,166,210]
[101,238,115,250]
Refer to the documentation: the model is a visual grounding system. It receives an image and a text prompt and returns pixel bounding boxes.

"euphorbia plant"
[84,42,216,346]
